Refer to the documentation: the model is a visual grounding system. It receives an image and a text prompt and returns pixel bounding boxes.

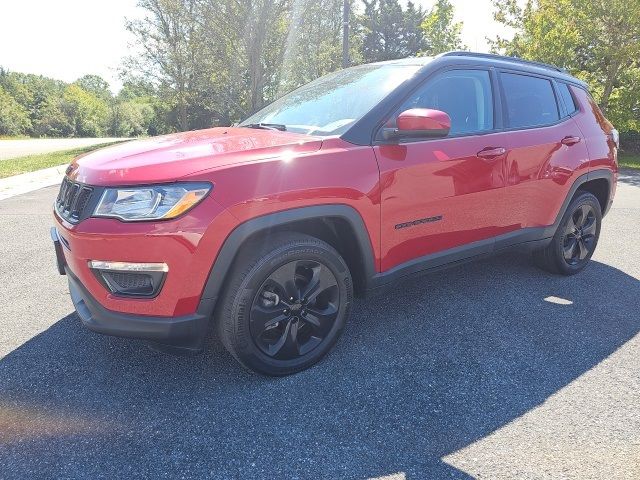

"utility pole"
[342,0,350,68]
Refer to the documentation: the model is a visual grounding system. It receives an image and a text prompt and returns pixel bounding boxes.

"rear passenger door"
[498,71,590,233]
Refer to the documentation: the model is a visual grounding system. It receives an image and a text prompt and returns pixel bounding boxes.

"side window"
[394,69,494,135]
[557,82,578,115]
[501,73,560,128]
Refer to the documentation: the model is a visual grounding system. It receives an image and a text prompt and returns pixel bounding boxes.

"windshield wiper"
[243,123,287,131]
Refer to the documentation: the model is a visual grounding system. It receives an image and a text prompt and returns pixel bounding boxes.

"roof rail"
[441,51,567,73]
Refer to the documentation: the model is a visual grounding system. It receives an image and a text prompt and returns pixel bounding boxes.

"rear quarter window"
[557,82,578,115]
[501,73,560,128]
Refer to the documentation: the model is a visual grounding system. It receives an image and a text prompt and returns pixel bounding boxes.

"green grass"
[0,142,123,179]
[619,153,640,170]
[0,135,30,140]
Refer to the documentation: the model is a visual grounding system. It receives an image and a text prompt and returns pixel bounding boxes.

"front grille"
[56,178,95,223]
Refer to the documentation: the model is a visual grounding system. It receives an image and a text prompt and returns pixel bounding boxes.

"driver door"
[374,68,513,271]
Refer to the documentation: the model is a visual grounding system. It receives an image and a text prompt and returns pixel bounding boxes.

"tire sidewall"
[230,242,352,376]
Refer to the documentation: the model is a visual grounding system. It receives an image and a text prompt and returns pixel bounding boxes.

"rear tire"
[216,232,353,376]
[533,191,601,275]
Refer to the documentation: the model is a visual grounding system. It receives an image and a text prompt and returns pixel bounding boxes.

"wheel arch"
[553,169,613,228]
[575,176,610,215]
[197,205,377,316]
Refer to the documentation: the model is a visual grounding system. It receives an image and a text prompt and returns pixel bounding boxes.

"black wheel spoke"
[577,237,589,260]
[301,264,338,304]
[265,321,291,357]
[574,205,589,227]
[251,304,288,331]
[582,214,597,236]
[565,216,577,235]
[583,234,596,247]
[250,259,340,360]
[268,261,299,299]
[278,319,301,358]
[563,237,577,261]
[301,303,338,331]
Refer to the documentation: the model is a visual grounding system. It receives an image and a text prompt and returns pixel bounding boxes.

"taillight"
[610,129,619,148]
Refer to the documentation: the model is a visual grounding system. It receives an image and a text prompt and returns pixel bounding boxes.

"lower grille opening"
[91,270,166,298]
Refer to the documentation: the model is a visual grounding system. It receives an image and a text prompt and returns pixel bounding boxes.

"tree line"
[0,70,164,137]
[1,0,638,138]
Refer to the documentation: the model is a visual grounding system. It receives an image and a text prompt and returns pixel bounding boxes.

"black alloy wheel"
[533,191,602,275]
[216,232,352,376]
[562,204,597,266]
[250,260,339,360]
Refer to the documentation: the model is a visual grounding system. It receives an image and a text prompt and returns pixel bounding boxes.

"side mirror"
[383,108,451,140]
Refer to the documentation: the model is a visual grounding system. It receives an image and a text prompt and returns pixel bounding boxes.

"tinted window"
[557,82,578,115]
[395,69,493,135]
[501,73,559,128]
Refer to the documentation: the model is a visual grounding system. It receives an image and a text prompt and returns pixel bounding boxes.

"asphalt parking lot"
[0,172,639,479]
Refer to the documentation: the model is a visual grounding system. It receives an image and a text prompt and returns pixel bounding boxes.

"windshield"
[239,63,423,136]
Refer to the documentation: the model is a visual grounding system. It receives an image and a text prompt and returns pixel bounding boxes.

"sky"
[0,0,518,92]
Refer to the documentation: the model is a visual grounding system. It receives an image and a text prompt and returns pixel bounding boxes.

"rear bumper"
[66,266,213,351]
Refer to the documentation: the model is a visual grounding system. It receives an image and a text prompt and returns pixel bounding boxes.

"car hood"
[67,127,323,186]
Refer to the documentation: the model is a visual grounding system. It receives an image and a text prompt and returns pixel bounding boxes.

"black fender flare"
[196,204,377,317]
[550,169,614,228]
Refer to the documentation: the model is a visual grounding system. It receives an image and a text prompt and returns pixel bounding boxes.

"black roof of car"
[383,51,588,88]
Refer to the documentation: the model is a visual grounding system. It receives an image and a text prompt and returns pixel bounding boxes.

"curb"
[0,164,66,201]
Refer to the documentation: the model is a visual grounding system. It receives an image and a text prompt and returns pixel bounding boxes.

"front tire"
[216,232,353,376]
[533,191,602,275]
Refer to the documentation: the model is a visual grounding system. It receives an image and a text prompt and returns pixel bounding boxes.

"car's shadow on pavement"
[619,167,640,187]
[1,253,638,479]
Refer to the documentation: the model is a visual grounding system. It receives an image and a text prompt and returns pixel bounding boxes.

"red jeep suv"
[52,52,618,375]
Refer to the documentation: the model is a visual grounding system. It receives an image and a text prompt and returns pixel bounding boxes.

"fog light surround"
[88,261,168,298]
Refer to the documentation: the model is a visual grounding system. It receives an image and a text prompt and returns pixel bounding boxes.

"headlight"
[93,183,211,221]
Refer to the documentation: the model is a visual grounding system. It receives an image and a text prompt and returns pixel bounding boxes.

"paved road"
[0,138,127,161]
[0,173,639,479]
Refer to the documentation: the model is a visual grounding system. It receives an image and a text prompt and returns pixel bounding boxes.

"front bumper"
[52,227,214,350]
[67,266,213,351]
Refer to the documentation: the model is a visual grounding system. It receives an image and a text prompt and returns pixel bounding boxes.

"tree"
[33,97,74,137]
[110,100,156,137]
[359,0,426,63]
[0,85,31,136]
[278,0,361,95]
[75,75,112,101]
[421,0,464,55]
[116,78,168,136]
[0,69,66,136]
[125,0,203,131]
[490,0,640,131]
[61,84,110,137]
[404,2,428,55]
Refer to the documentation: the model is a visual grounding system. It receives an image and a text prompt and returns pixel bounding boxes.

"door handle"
[477,147,506,160]
[561,136,581,146]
